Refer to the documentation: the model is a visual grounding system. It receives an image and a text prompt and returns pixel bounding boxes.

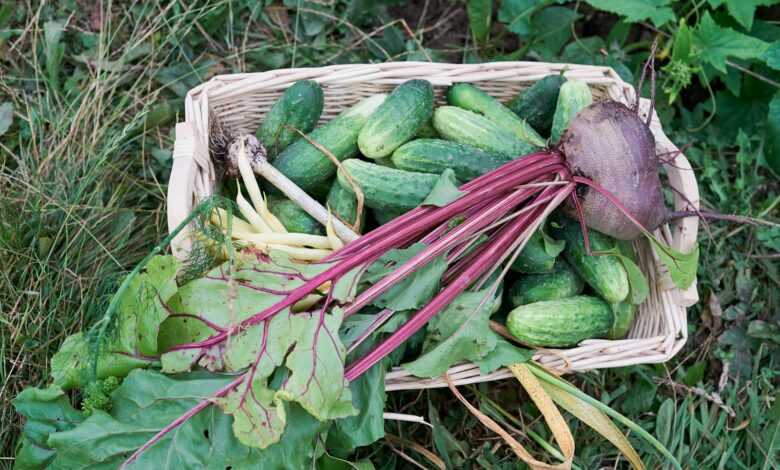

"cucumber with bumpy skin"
[554,218,630,304]
[391,139,508,182]
[257,80,323,157]
[508,74,564,136]
[510,230,563,274]
[447,83,545,147]
[267,196,323,235]
[273,94,386,196]
[550,80,592,143]
[358,80,434,158]
[326,181,365,230]
[508,261,584,307]
[337,159,439,212]
[433,106,536,158]
[506,296,614,347]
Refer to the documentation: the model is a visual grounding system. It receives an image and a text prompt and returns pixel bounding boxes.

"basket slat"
[166,61,699,389]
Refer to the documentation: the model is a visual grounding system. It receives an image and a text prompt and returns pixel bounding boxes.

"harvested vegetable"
[506,296,614,347]
[257,79,323,157]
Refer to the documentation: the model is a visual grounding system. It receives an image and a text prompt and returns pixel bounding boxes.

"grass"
[1,1,778,468]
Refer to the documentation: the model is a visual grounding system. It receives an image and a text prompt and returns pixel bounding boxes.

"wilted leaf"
[540,380,645,470]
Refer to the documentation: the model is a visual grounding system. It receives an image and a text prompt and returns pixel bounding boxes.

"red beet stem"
[344,195,552,381]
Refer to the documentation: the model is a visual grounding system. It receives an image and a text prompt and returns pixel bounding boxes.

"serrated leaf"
[12,386,84,469]
[693,12,770,72]
[0,101,13,136]
[422,169,465,207]
[468,0,493,46]
[724,0,775,30]
[403,288,502,377]
[363,243,447,311]
[584,0,675,27]
[46,370,327,469]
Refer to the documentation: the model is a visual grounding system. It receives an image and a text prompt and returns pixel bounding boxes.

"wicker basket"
[166,61,700,390]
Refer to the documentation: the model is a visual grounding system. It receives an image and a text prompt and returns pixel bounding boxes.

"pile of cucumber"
[251,74,644,348]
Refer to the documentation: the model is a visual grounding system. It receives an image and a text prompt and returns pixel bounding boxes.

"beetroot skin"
[560,100,667,240]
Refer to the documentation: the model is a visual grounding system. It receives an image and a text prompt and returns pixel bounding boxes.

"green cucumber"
[554,218,630,304]
[433,106,536,158]
[337,159,439,212]
[508,261,584,307]
[608,302,636,340]
[358,79,434,158]
[326,181,365,230]
[257,80,323,158]
[391,138,508,182]
[447,83,545,147]
[506,296,614,347]
[273,94,386,196]
[550,80,592,143]
[267,196,323,235]
[510,230,562,274]
[508,74,564,136]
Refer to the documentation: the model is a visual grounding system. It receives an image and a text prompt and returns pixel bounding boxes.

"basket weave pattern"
[167,62,700,390]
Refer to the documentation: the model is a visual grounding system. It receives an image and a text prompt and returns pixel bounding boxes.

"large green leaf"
[12,387,84,469]
[693,12,770,72]
[46,369,328,469]
[159,254,356,449]
[584,0,675,27]
[403,288,504,377]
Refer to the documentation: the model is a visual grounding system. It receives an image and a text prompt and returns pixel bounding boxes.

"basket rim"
[166,61,700,385]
